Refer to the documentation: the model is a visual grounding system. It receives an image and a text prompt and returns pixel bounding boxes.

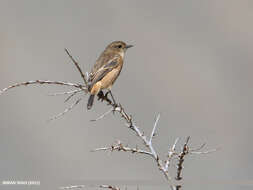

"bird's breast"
[100,64,122,89]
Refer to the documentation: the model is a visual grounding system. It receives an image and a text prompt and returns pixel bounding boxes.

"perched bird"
[87,41,133,109]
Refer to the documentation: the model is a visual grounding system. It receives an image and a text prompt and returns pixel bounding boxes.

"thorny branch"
[91,140,153,156]
[0,49,218,190]
[93,90,217,190]
[95,96,171,179]
[175,136,190,181]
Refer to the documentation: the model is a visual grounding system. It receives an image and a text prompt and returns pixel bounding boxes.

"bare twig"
[190,148,219,155]
[165,137,180,171]
[149,114,160,144]
[65,48,88,87]
[190,143,206,152]
[90,108,114,122]
[48,89,82,96]
[99,185,120,190]
[59,184,122,190]
[0,80,86,95]
[172,138,180,151]
[48,98,82,121]
[175,136,190,181]
[92,141,153,156]
[59,185,85,189]
[64,90,81,103]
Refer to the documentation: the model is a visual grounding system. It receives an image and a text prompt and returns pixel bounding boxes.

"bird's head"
[106,41,133,58]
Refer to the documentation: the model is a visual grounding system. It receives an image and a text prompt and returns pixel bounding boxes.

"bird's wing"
[88,56,120,89]
[90,51,115,75]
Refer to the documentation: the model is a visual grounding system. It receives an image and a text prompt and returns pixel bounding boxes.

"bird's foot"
[97,91,104,101]
[97,91,112,105]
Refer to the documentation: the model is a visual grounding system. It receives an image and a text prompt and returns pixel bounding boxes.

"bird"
[87,41,133,110]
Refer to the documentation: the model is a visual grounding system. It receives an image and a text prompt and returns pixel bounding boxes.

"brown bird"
[87,41,133,109]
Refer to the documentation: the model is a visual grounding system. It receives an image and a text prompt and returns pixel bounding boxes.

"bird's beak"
[125,45,134,49]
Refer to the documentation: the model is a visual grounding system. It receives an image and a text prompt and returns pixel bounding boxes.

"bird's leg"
[104,91,113,105]
[96,90,117,107]
[108,90,117,107]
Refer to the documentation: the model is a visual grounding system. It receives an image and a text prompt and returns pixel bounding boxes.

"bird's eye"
[117,45,122,48]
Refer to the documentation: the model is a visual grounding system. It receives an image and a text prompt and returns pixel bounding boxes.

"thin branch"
[165,137,180,171]
[48,98,82,122]
[59,184,121,190]
[64,90,81,103]
[190,143,206,152]
[91,141,153,156]
[175,136,190,181]
[99,185,120,190]
[190,148,219,155]
[172,138,180,152]
[59,185,85,189]
[149,114,160,144]
[0,80,87,95]
[129,124,159,161]
[90,108,114,122]
[48,89,83,104]
[65,48,88,87]
[48,89,82,96]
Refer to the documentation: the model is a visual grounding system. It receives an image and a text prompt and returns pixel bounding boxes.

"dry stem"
[0,80,86,95]
[65,48,88,87]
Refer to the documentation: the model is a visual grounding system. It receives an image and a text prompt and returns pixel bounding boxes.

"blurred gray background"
[0,0,253,190]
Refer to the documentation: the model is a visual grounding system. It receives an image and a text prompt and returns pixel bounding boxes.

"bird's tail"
[87,95,95,110]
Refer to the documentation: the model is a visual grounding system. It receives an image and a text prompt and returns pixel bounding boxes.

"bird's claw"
[97,91,104,101]
[97,91,113,104]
